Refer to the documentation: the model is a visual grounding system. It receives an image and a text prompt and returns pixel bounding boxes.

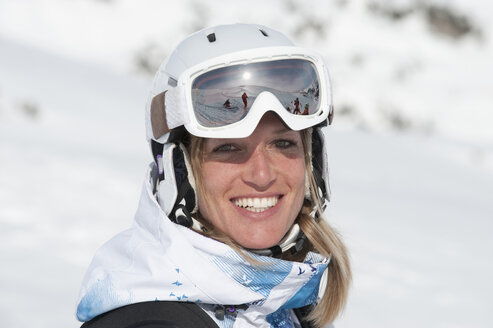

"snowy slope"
[0,38,149,327]
[1,1,492,327]
[326,129,493,327]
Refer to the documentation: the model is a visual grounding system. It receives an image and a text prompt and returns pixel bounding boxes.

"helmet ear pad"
[153,136,198,227]
[308,127,330,213]
[171,142,198,216]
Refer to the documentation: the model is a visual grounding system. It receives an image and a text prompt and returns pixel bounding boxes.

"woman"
[76,23,351,328]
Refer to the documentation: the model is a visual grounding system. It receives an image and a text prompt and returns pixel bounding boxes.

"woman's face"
[197,113,306,249]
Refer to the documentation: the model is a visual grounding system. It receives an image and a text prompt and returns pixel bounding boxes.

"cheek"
[286,159,306,190]
[196,163,231,218]
[286,160,307,217]
[199,162,229,194]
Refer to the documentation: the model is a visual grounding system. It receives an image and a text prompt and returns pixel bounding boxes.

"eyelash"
[212,139,298,153]
[274,139,297,149]
[212,144,238,153]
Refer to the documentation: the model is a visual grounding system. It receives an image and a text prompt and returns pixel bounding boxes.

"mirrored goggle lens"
[191,59,321,128]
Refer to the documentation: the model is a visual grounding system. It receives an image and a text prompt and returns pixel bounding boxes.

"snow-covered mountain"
[0,1,492,327]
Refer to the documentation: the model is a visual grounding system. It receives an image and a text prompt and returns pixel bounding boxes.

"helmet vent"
[207,33,216,42]
[168,77,177,87]
[259,29,269,37]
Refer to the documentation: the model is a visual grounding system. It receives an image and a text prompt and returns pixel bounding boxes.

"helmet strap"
[153,136,200,229]
[248,223,307,257]
[151,139,165,184]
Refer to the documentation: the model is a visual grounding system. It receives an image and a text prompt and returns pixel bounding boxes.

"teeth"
[233,197,279,212]
[253,198,261,208]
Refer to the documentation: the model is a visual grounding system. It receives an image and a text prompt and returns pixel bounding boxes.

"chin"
[237,233,281,250]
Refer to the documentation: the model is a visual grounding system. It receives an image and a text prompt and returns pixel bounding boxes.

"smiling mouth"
[232,196,280,213]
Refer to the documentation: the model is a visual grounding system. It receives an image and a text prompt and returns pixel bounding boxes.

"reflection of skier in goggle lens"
[191,59,322,128]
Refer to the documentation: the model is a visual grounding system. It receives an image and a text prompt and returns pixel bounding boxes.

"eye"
[274,139,297,149]
[213,143,239,153]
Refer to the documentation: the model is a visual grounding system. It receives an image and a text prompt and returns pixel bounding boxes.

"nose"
[242,146,276,191]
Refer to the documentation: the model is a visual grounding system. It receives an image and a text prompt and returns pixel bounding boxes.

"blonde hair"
[186,129,351,327]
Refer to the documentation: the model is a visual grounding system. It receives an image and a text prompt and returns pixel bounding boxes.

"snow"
[326,129,493,327]
[0,0,492,327]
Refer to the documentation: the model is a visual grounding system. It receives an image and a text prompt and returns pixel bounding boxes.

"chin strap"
[247,223,306,257]
[172,208,307,258]
[248,195,328,257]
[169,200,308,258]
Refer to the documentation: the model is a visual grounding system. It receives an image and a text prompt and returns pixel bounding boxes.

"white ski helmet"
[146,23,333,254]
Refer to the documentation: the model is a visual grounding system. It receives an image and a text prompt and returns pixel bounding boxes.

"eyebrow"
[274,126,295,134]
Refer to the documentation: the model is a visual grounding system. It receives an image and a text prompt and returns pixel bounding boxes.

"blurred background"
[0,0,492,327]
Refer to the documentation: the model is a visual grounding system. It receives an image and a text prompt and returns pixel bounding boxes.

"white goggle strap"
[324,65,334,125]
[164,85,190,130]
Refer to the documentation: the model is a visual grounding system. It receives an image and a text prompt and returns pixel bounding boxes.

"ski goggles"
[160,47,333,139]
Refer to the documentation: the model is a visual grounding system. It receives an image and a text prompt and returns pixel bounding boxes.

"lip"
[230,194,283,220]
